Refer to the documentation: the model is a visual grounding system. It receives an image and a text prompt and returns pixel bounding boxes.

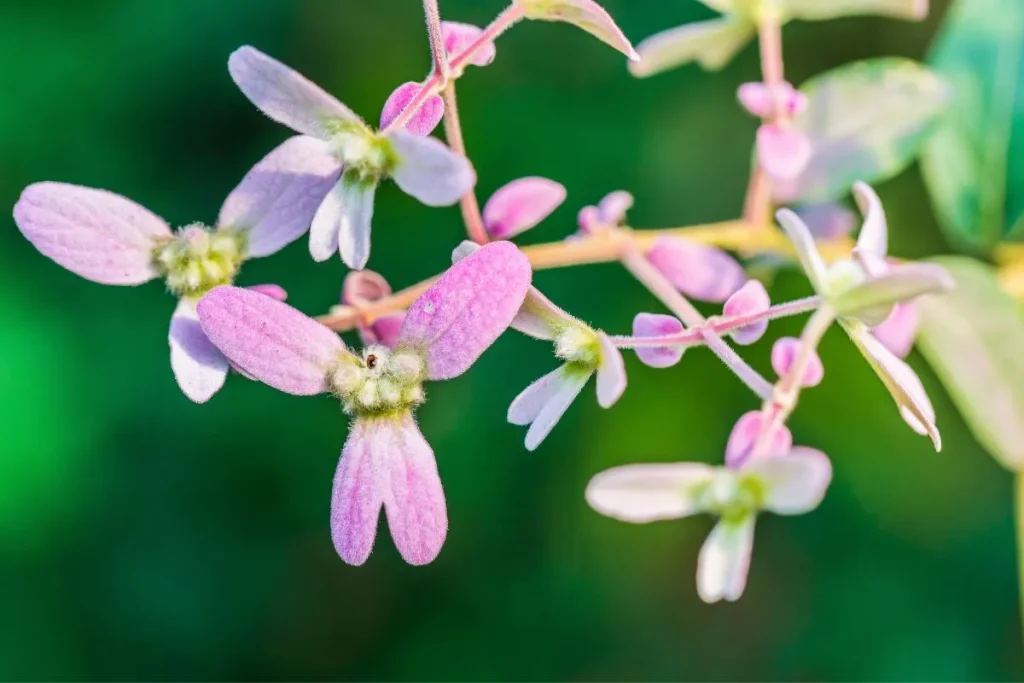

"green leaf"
[782,58,951,203]
[920,0,1024,251]
[915,256,1024,471]
[780,0,927,22]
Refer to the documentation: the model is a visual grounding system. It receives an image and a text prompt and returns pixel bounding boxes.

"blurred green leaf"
[780,0,927,21]
[916,256,1024,470]
[921,0,1024,251]
[784,58,950,203]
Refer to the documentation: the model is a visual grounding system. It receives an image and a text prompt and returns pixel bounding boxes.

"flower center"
[554,324,600,367]
[329,345,426,416]
[328,123,397,183]
[154,223,245,298]
[821,258,868,299]
[693,469,764,523]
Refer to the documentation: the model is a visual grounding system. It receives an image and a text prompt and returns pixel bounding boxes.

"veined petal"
[646,236,746,303]
[632,313,685,368]
[388,131,475,207]
[725,410,793,468]
[219,135,342,258]
[851,180,888,262]
[228,46,363,140]
[512,287,577,340]
[379,82,445,136]
[871,302,919,359]
[586,462,715,523]
[781,0,928,22]
[831,262,954,325]
[746,447,832,515]
[169,299,229,403]
[697,517,756,603]
[197,285,347,395]
[723,280,771,345]
[519,0,639,61]
[596,332,626,408]
[844,319,941,449]
[443,21,497,66]
[630,17,755,77]
[399,241,531,380]
[508,364,591,451]
[757,125,812,181]
[331,420,386,566]
[483,177,567,239]
[776,208,828,292]
[14,182,171,285]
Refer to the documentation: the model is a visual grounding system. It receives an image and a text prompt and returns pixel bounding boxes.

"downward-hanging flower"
[197,242,531,565]
[13,135,338,402]
[776,181,953,448]
[228,46,476,270]
[587,440,832,603]
[738,81,812,182]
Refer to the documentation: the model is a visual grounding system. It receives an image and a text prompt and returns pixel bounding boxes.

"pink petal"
[725,410,793,468]
[595,332,627,408]
[379,82,445,136]
[795,203,857,241]
[631,313,685,368]
[508,365,591,451]
[367,313,406,349]
[597,190,634,225]
[871,302,920,359]
[399,241,532,380]
[388,130,476,207]
[646,236,746,303]
[228,46,363,141]
[331,420,385,566]
[483,177,567,239]
[443,21,496,66]
[519,0,639,61]
[218,135,342,258]
[246,283,288,301]
[577,205,601,234]
[342,270,405,347]
[757,124,812,181]
[771,337,824,388]
[723,280,771,345]
[513,287,577,340]
[196,285,346,395]
[14,182,171,285]
[737,82,774,119]
[169,299,229,403]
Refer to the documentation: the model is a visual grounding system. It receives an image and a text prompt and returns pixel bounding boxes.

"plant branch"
[423,0,451,81]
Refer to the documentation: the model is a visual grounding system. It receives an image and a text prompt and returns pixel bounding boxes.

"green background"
[1,0,1019,679]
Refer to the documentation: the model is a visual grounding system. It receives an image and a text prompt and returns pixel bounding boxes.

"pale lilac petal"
[246,283,288,301]
[483,177,567,239]
[630,17,754,76]
[725,410,793,468]
[852,180,888,260]
[595,332,626,408]
[795,203,857,241]
[771,337,824,388]
[399,241,532,380]
[776,208,828,291]
[310,178,377,269]
[738,81,806,119]
[228,46,362,140]
[508,365,568,426]
[379,413,448,565]
[757,124,812,181]
[331,420,385,566]
[723,280,771,345]
[388,130,475,206]
[871,302,919,359]
[197,285,347,395]
[586,462,715,523]
[519,0,639,61]
[631,313,685,368]
[509,365,591,451]
[844,320,940,449]
[745,447,832,515]
[443,21,496,66]
[697,517,756,603]
[646,236,746,303]
[218,135,342,257]
[308,182,341,262]
[379,82,444,136]
[512,287,576,340]
[169,299,229,403]
[597,190,634,225]
[14,182,171,285]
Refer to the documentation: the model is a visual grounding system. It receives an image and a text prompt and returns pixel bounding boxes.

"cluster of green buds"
[154,224,246,298]
[330,345,427,416]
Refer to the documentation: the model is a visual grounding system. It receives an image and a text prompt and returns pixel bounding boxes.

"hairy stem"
[423,0,451,81]
[442,81,488,244]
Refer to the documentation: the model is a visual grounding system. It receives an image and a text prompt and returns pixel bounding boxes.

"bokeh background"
[1,0,1020,680]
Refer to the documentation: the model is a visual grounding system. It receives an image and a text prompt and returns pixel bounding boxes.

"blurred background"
[1,0,1020,679]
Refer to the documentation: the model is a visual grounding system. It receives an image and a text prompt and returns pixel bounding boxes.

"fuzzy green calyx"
[330,345,426,416]
[553,324,601,368]
[327,122,398,184]
[154,224,246,298]
[691,469,765,524]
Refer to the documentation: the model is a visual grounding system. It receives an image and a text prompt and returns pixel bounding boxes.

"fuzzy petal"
[595,332,626,408]
[331,421,385,566]
[219,135,342,258]
[379,82,444,136]
[646,236,747,303]
[724,410,793,468]
[844,319,940,449]
[852,180,888,262]
[771,337,824,387]
[310,178,377,269]
[169,299,229,403]
[776,208,828,291]
[512,287,577,340]
[443,21,497,66]
[631,313,685,368]
[871,302,919,359]
[197,285,347,395]
[367,313,406,349]
[14,182,171,285]
[757,125,812,182]
[511,365,592,451]
[586,462,715,523]
[389,130,475,207]
[697,517,756,603]
[399,241,531,380]
[630,17,755,77]
[723,280,771,345]
[519,0,639,61]
[746,447,832,515]
[228,46,362,140]
[483,177,567,239]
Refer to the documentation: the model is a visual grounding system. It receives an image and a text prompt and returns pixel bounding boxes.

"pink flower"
[483,177,567,239]
[646,236,747,303]
[577,190,634,236]
[722,280,771,345]
[631,313,685,368]
[197,242,532,565]
[229,46,476,269]
[725,410,793,468]
[771,337,825,388]
[341,270,406,348]
[379,82,445,136]
[737,81,808,119]
[443,21,498,70]
[13,135,339,403]
[870,302,920,359]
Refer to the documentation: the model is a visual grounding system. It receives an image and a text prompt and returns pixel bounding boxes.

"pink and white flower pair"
[197,242,532,565]
[13,135,339,402]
